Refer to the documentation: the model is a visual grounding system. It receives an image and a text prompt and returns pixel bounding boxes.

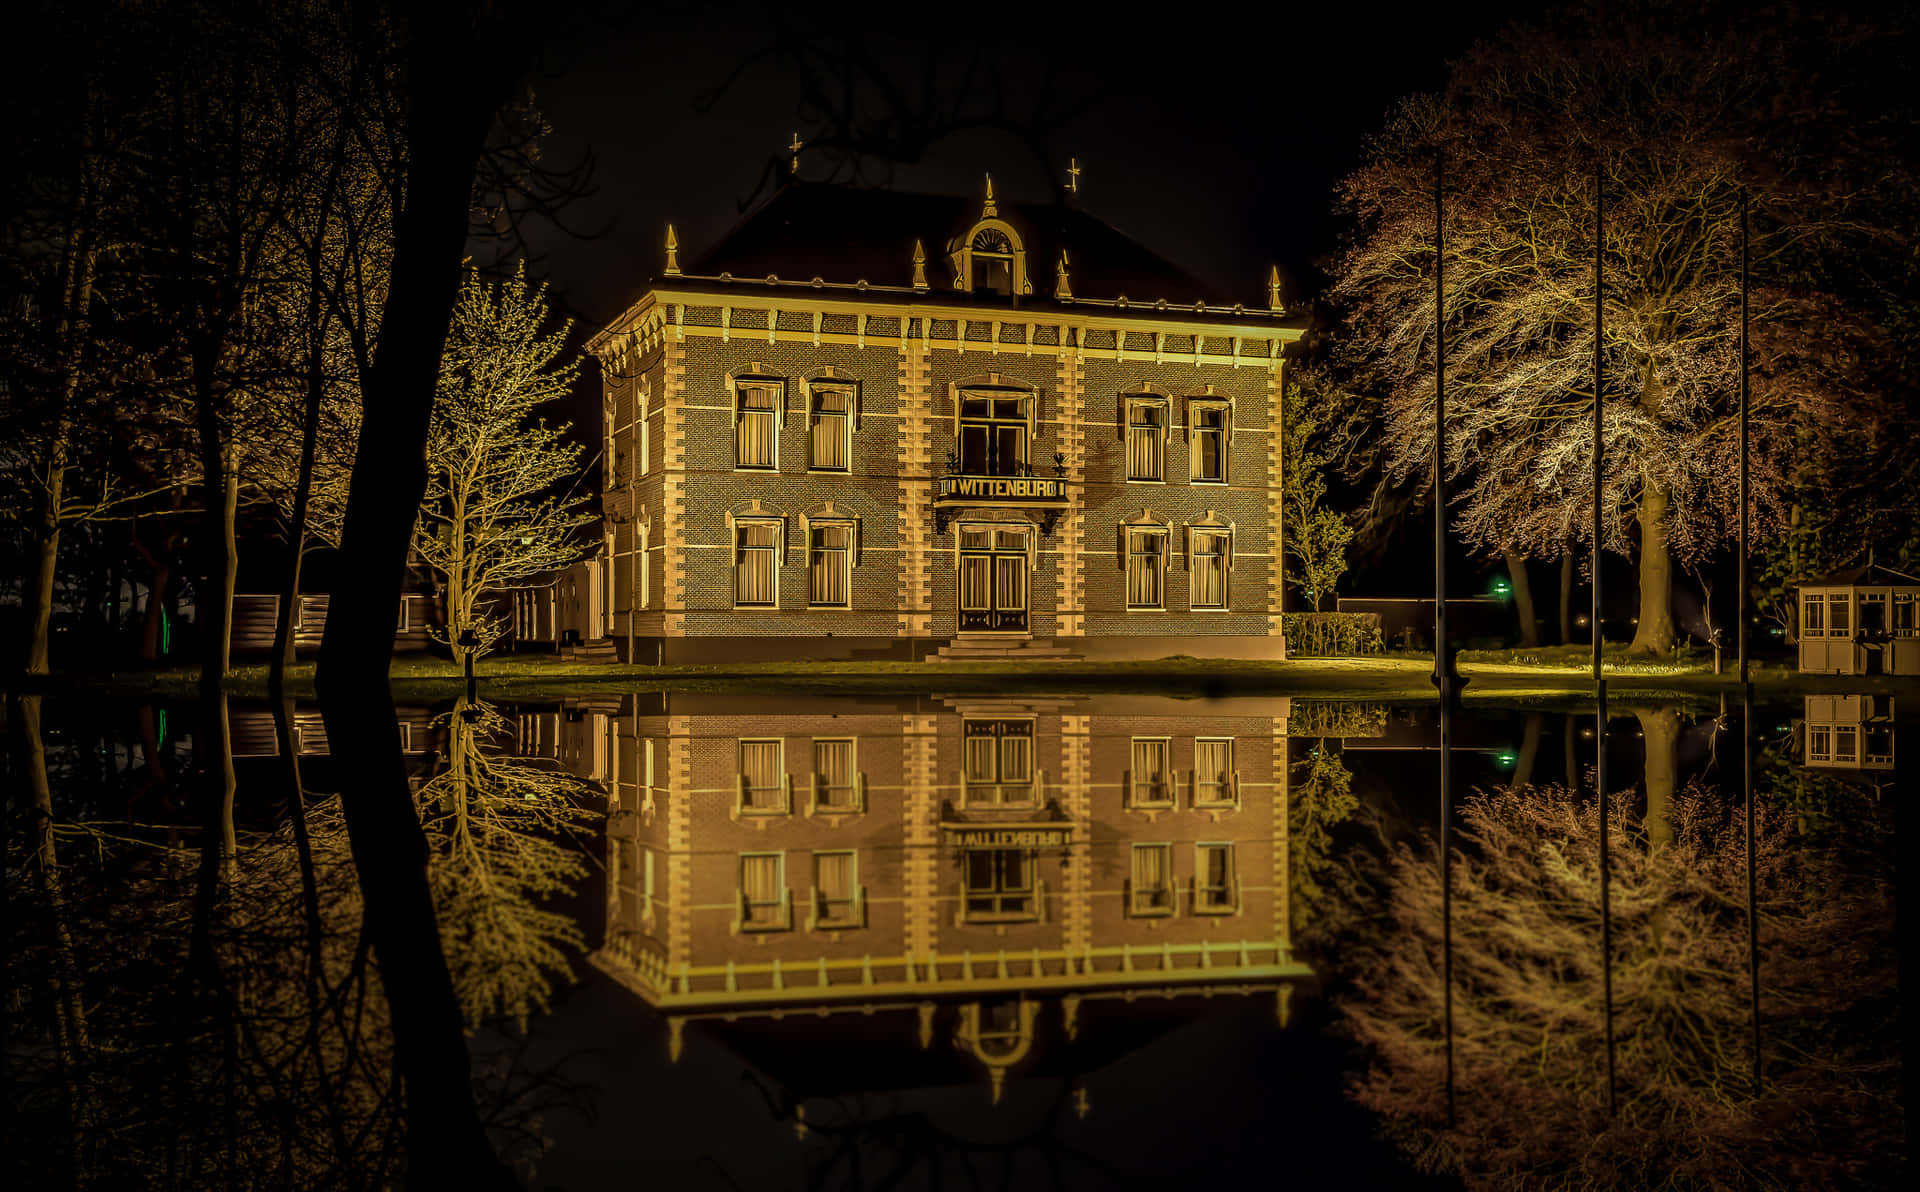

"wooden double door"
[958,526,1030,633]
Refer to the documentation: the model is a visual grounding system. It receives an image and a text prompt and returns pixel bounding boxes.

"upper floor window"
[735,381,780,469]
[1126,398,1166,482]
[1190,401,1229,483]
[1128,737,1173,808]
[1194,738,1237,807]
[963,848,1036,920]
[959,392,1030,476]
[811,850,862,929]
[970,228,1014,295]
[1129,843,1174,916]
[737,738,789,814]
[809,386,852,471]
[810,738,861,813]
[737,852,790,931]
[734,518,781,607]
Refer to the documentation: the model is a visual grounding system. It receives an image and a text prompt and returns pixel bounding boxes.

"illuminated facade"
[517,691,1308,1096]
[1796,563,1920,676]
[584,180,1306,662]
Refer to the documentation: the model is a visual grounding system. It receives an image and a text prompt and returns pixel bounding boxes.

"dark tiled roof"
[685,180,1230,307]
[1800,562,1920,587]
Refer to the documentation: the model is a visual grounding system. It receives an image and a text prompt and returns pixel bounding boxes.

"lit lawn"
[41,647,1917,704]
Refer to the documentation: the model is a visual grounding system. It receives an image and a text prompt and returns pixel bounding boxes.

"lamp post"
[1593,147,1617,1120]
[458,626,478,706]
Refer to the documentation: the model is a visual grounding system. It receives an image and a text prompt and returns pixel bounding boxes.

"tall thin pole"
[1739,187,1751,684]
[1593,149,1617,1118]
[1433,148,1456,1130]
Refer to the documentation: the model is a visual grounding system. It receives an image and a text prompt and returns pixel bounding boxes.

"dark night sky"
[522,0,1550,326]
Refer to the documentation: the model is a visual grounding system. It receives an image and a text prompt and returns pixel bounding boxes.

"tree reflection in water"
[1332,740,1900,1190]
[4,694,598,1187]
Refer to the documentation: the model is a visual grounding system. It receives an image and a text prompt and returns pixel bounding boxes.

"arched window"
[950,219,1029,295]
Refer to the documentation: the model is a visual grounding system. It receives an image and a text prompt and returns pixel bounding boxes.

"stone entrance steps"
[931,636,1081,663]
[560,637,621,663]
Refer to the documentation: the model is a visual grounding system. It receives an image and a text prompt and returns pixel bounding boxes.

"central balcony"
[933,452,1072,534]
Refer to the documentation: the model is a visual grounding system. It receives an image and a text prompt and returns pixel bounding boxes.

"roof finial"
[911,239,929,291]
[665,224,680,276]
[1267,265,1285,313]
[1054,251,1072,300]
[788,132,803,175]
[1067,157,1081,196]
[982,173,997,219]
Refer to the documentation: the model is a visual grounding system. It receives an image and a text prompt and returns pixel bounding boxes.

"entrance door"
[959,526,1029,632]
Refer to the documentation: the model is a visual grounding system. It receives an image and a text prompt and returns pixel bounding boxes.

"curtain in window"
[1132,844,1170,910]
[814,739,853,804]
[1195,739,1232,803]
[740,740,781,808]
[998,730,1032,784]
[809,524,849,606]
[811,389,848,469]
[735,522,778,605]
[1127,402,1163,480]
[1131,739,1168,803]
[742,854,783,924]
[1199,844,1234,907]
[1127,530,1164,608]
[1193,406,1226,480]
[1192,530,1228,608]
[815,852,853,902]
[994,554,1025,616]
[960,554,991,610]
[736,386,776,467]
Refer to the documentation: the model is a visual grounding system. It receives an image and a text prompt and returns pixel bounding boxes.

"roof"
[1800,562,1920,588]
[681,180,1247,309]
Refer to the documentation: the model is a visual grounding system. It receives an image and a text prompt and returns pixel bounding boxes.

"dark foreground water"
[5,687,1908,1190]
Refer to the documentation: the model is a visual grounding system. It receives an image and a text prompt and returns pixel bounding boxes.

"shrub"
[1284,612,1385,657]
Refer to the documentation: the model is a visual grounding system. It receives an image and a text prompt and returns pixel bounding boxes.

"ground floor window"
[1128,737,1172,807]
[1194,738,1236,807]
[811,738,859,812]
[735,520,780,607]
[1809,725,1832,761]
[739,738,788,813]
[963,718,1034,806]
[1191,529,1229,609]
[809,523,851,607]
[1126,527,1166,609]
[964,848,1036,920]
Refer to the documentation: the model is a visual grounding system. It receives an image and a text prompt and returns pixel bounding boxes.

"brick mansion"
[571,176,1305,662]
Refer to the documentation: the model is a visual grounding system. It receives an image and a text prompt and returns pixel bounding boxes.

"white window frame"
[1188,399,1231,484]
[806,519,855,608]
[733,379,782,471]
[807,383,855,472]
[1802,594,1825,638]
[736,737,790,816]
[1829,593,1852,635]
[1127,736,1175,809]
[1834,725,1858,763]
[1808,725,1832,762]
[808,737,864,814]
[732,516,784,609]
[809,849,864,930]
[639,375,652,475]
[1189,526,1232,611]
[1193,842,1239,914]
[1123,395,1169,483]
[1128,842,1175,917]
[1193,737,1238,809]
[1125,526,1168,611]
[736,851,791,932]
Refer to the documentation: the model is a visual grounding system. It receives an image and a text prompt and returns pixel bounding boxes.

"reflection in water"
[1329,701,1903,1191]
[5,690,1904,1187]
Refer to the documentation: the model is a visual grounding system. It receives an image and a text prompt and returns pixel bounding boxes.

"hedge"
[1283,612,1386,657]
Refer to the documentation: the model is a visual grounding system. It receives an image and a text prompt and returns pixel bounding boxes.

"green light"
[1491,577,1512,598]
[1494,749,1518,767]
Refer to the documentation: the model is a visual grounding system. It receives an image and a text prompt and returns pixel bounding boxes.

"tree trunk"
[1634,706,1680,850]
[1559,548,1575,644]
[1509,712,1543,790]
[24,466,63,675]
[195,431,240,683]
[1503,549,1539,647]
[1628,484,1678,656]
[1563,713,1577,791]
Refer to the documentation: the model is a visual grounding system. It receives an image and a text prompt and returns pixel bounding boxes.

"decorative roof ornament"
[1267,265,1285,314]
[1067,157,1081,196]
[911,239,929,291]
[664,224,680,276]
[982,174,997,219]
[1054,251,1072,300]
[788,131,803,175]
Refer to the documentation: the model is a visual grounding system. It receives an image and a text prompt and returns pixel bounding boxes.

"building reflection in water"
[508,692,1312,1102]
[1797,694,1895,772]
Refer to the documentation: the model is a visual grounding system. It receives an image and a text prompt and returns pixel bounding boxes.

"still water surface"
[6,689,1903,1189]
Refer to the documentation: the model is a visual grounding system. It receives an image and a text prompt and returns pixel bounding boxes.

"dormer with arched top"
[947,178,1031,296]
